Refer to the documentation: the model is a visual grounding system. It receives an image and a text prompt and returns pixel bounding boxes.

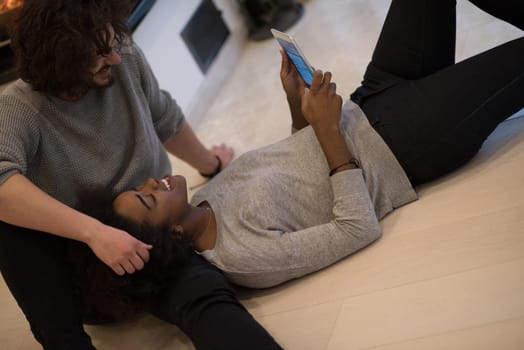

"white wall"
[133,0,247,126]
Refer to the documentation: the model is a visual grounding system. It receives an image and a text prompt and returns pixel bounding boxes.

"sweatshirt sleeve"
[130,43,186,143]
[0,95,40,185]
[235,169,382,289]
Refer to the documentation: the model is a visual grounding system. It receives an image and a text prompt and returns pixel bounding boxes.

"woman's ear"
[171,224,187,241]
[169,224,184,237]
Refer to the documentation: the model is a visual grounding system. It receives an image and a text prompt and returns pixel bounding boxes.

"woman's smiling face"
[113,175,190,229]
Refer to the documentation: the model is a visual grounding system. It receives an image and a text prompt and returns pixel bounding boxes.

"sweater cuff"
[0,168,21,186]
[330,168,366,200]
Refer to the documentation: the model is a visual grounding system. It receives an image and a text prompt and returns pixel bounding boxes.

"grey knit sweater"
[0,44,185,207]
[191,101,418,288]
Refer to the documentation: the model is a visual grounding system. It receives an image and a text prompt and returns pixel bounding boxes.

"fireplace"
[0,0,22,44]
[0,0,21,84]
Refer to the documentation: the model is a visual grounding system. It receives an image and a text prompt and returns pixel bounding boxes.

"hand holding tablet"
[271,28,315,87]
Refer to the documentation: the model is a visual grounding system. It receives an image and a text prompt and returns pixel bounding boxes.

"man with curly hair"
[0,1,280,349]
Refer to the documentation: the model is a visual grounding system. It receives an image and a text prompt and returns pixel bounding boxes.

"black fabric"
[0,221,282,350]
[0,222,96,350]
[151,253,282,350]
[351,0,524,185]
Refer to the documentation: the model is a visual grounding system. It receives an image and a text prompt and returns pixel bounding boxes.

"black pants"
[0,222,281,350]
[351,0,524,186]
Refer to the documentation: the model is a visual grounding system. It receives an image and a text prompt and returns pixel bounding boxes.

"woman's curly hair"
[10,0,132,96]
[68,188,193,324]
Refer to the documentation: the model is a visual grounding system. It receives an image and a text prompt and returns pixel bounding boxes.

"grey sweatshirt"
[191,101,418,288]
[0,43,185,207]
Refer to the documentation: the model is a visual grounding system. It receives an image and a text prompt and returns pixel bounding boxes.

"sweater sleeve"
[0,95,40,185]
[131,44,186,143]
[234,169,382,289]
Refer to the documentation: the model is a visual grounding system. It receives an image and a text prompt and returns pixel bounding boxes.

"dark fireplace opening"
[180,0,230,74]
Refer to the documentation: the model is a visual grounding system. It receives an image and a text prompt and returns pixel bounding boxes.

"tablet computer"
[271,28,314,87]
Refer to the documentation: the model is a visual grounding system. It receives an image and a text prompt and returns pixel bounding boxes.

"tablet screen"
[276,38,313,86]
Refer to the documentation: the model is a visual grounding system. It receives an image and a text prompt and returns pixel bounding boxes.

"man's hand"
[0,174,151,276]
[86,223,152,275]
[209,143,234,170]
[163,124,234,175]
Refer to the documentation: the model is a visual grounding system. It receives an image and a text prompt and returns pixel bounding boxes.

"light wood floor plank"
[367,317,524,350]
[327,259,524,349]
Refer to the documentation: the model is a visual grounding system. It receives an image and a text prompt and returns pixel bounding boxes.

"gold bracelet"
[329,158,360,177]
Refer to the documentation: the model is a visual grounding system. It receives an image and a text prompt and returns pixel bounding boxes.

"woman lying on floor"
[73,0,523,295]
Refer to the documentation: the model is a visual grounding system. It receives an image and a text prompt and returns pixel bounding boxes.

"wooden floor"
[1,0,523,349]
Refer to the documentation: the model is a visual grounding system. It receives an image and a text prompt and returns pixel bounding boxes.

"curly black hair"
[10,0,132,96]
[67,188,193,324]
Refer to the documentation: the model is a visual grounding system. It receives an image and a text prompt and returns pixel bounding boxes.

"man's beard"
[89,65,115,89]
[91,76,115,89]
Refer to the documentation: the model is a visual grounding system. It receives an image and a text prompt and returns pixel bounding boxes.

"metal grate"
[180,0,230,74]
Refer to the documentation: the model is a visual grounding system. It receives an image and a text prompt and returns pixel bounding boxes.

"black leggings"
[351,0,524,186]
[0,222,281,350]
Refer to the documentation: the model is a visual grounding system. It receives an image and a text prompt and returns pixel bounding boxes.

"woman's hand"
[301,70,343,132]
[300,70,354,172]
[280,50,310,130]
[280,50,306,103]
[86,222,153,276]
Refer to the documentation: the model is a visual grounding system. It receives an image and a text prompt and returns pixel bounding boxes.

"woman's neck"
[181,203,217,251]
